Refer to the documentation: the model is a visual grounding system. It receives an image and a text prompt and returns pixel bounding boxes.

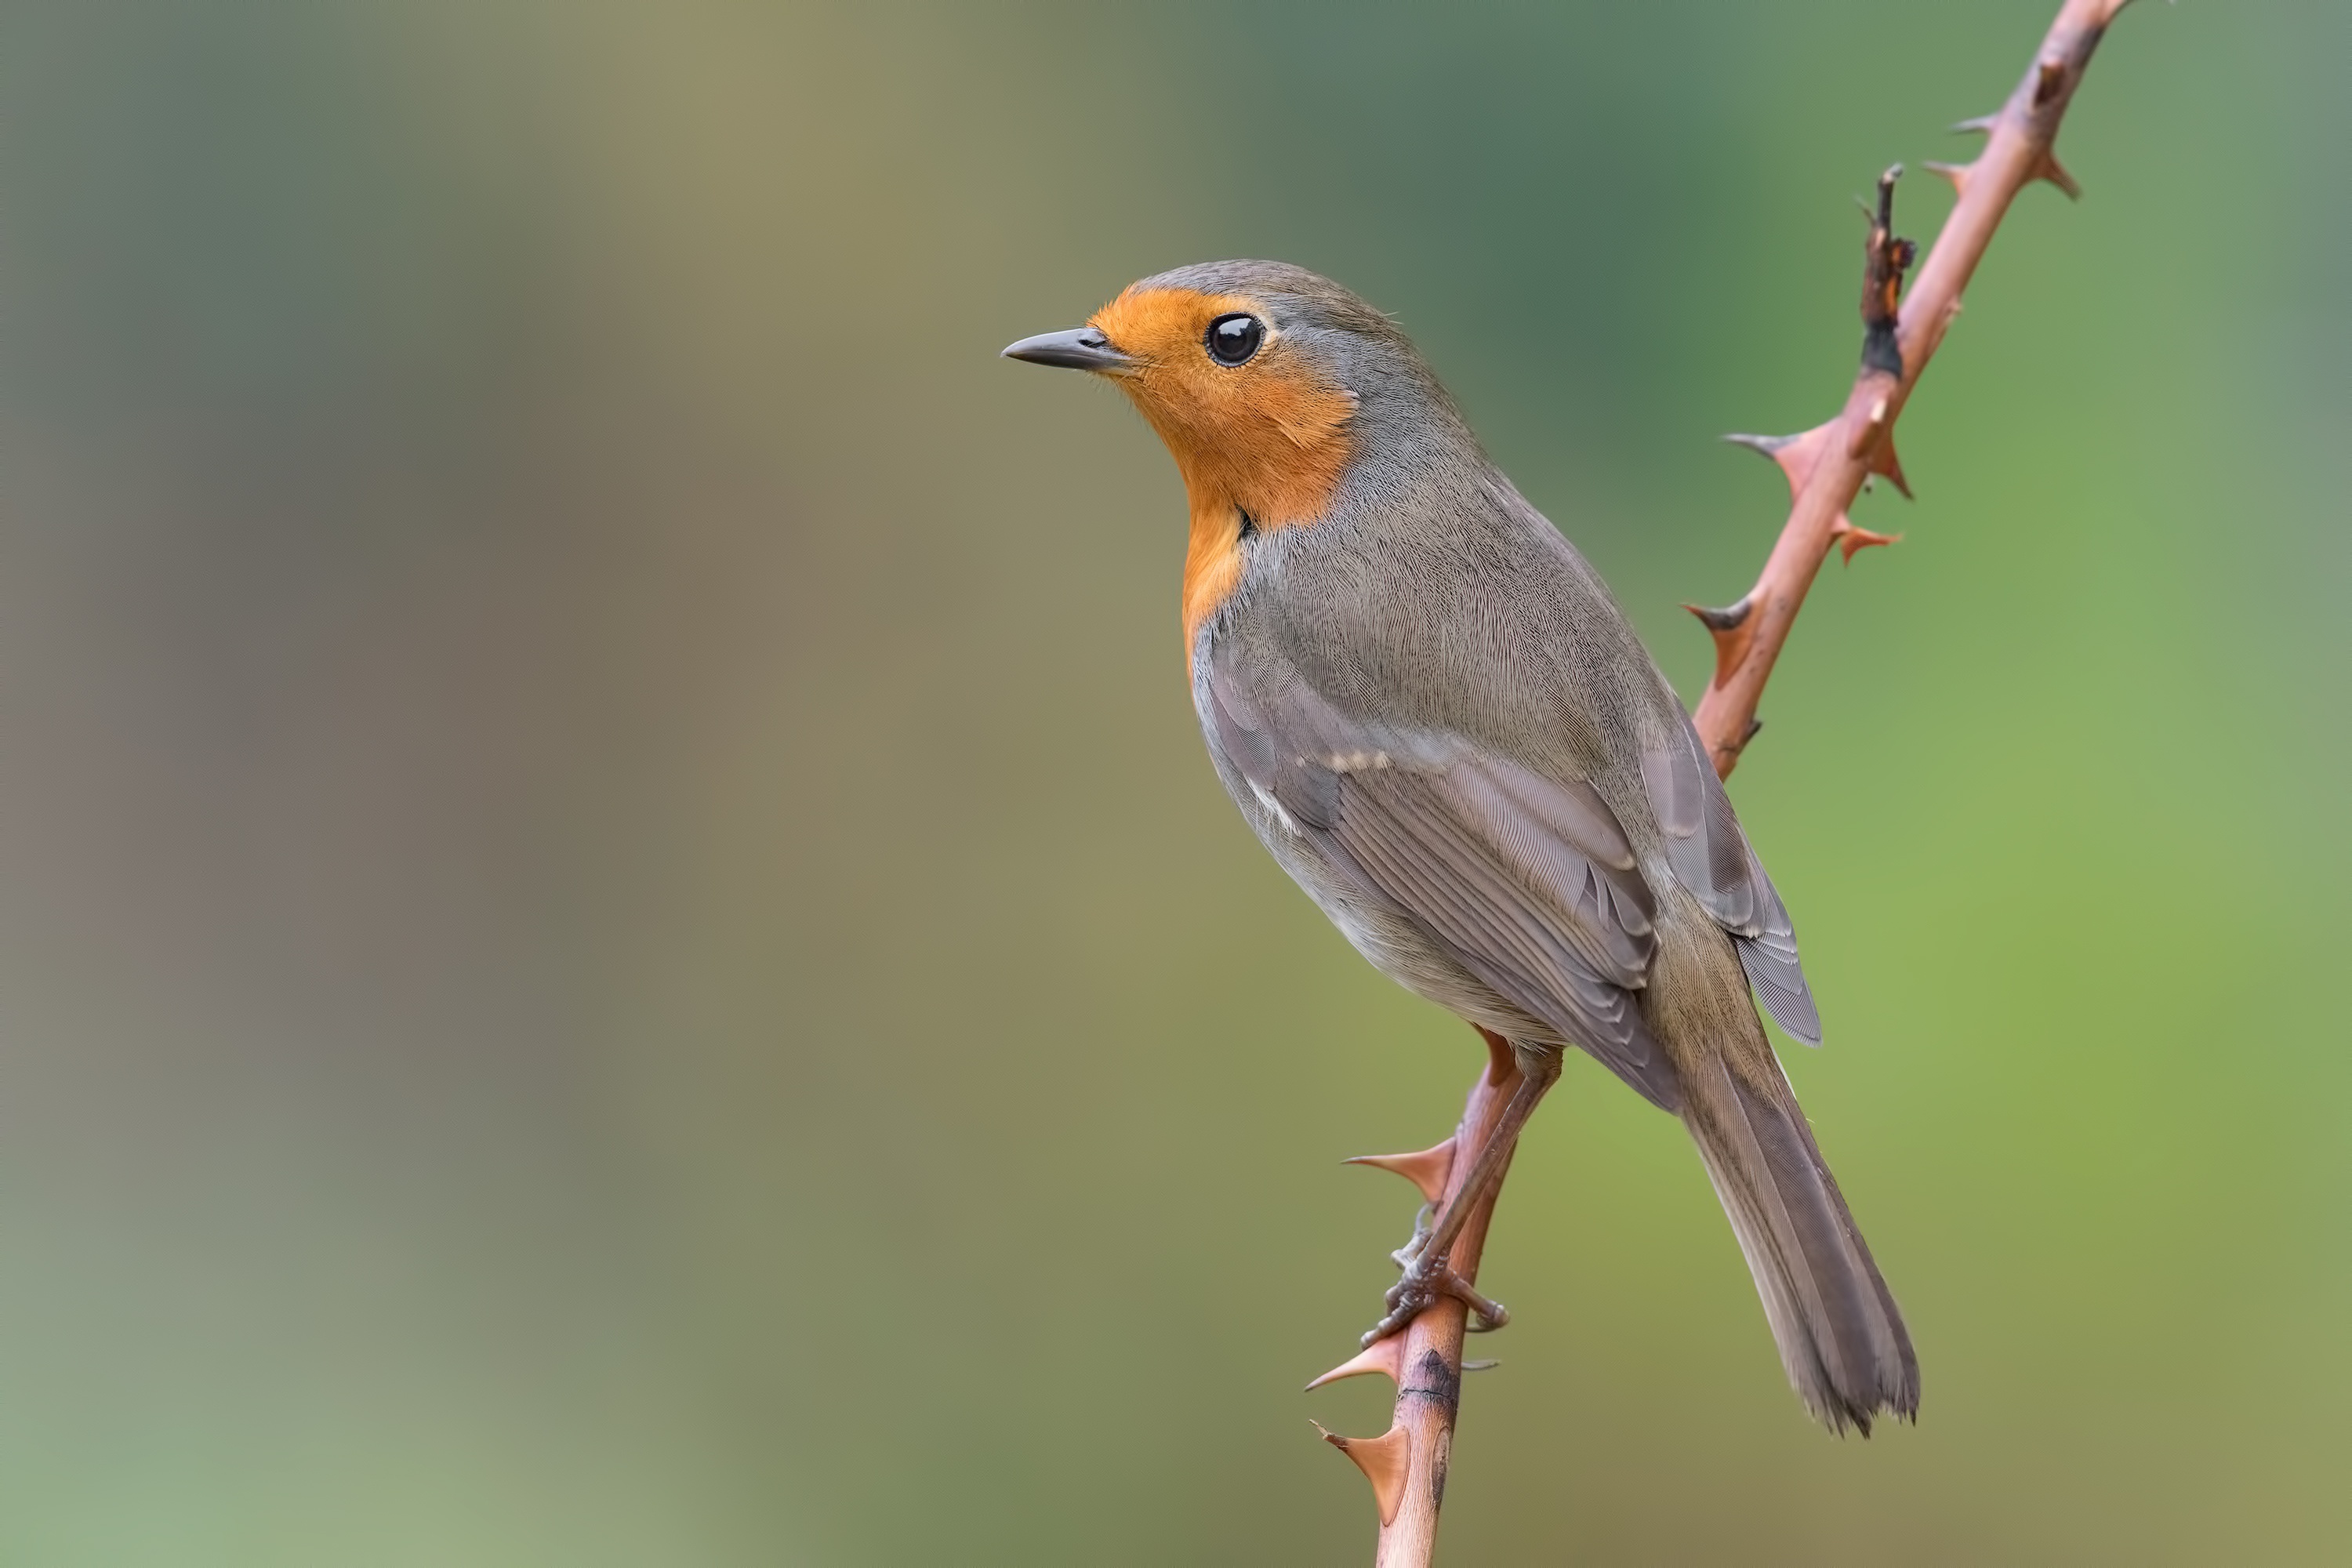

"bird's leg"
[1362,1047,1561,1348]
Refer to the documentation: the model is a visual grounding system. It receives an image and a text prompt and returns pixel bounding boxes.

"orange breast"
[1181,497,1247,652]
[1087,286,1358,650]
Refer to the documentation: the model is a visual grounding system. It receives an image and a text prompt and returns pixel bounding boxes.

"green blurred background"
[2,0,2344,1562]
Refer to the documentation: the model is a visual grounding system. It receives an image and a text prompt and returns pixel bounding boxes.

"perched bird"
[1004,261,1918,1432]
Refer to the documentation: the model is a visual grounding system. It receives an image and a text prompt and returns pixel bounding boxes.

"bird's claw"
[1360,1250,1511,1348]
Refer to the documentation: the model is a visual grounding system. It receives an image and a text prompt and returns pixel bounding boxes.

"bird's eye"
[1204,313,1265,367]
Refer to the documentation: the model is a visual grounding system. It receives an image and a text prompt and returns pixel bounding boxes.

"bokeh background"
[2,0,2345,1562]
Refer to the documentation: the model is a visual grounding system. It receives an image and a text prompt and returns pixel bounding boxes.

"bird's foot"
[1359,1244,1511,1348]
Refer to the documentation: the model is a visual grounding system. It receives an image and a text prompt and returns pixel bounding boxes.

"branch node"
[1848,396,1893,461]
[1313,1421,1412,1528]
[1860,168,1918,377]
[1342,1138,1457,1206]
[2034,54,2067,107]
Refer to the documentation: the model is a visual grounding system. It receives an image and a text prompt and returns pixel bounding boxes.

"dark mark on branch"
[1860,166,1918,379]
[1402,1348,1461,1418]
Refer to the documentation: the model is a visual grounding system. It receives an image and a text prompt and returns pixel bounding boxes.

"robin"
[1003,260,1918,1432]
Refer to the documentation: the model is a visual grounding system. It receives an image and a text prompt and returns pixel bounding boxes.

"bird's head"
[1004,260,1463,532]
[1006,260,1473,644]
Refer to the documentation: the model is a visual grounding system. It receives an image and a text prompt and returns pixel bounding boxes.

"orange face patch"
[1087,287,1357,647]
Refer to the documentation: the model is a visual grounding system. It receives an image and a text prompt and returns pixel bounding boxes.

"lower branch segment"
[1313,1033,1519,1565]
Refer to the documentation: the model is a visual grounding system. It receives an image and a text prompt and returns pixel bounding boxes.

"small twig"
[1309,0,2137,1559]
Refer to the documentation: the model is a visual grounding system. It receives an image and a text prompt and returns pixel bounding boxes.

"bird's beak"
[1000,326,1138,375]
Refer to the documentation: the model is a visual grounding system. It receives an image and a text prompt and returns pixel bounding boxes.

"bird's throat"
[1180,489,1250,652]
[1149,398,1355,651]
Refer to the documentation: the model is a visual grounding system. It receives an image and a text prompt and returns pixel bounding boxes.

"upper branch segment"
[1691,0,2131,778]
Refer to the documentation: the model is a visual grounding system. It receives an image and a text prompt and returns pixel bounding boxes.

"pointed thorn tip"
[1830,521,1903,563]
[1342,1139,1455,1204]
[1305,1338,1406,1392]
[1315,1423,1412,1527]
[1684,596,1754,634]
[1872,436,1914,499]
[1733,421,1835,497]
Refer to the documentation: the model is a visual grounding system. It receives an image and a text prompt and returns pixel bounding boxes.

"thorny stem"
[1311,1,2138,1561]
[1312,1031,1517,1564]
[1693,0,2136,779]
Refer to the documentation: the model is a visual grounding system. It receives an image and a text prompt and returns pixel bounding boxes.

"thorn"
[2034,56,2067,109]
[1715,716,1764,768]
[1343,1138,1455,1206]
[1306,1337,1406,1392]
[2038,153,2082,200]
[1951,114,1998,136]
[1686,593,1759,690]
[1461,1359,1500,1372]
[1314,1421,1412,1528]
[1725,422,1834,500]
[1871,432,1914,499]
[1922,159,1971,194]
[1829,517,1903,563]
[1708,716,1763,771]
[1683,595,1752,634]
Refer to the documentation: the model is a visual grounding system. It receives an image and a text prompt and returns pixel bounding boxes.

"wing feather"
[1641,718,1824,1044]
[1207,652,1679,1109]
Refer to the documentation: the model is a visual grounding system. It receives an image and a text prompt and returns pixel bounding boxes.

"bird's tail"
[1680,1050,1919,1433]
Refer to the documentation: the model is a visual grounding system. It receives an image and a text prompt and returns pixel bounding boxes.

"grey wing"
[1639,716,1823,1044]
[1204,649,1680,1111]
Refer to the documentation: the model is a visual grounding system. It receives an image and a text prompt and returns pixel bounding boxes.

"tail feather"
[1682,1052,1919,1433]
